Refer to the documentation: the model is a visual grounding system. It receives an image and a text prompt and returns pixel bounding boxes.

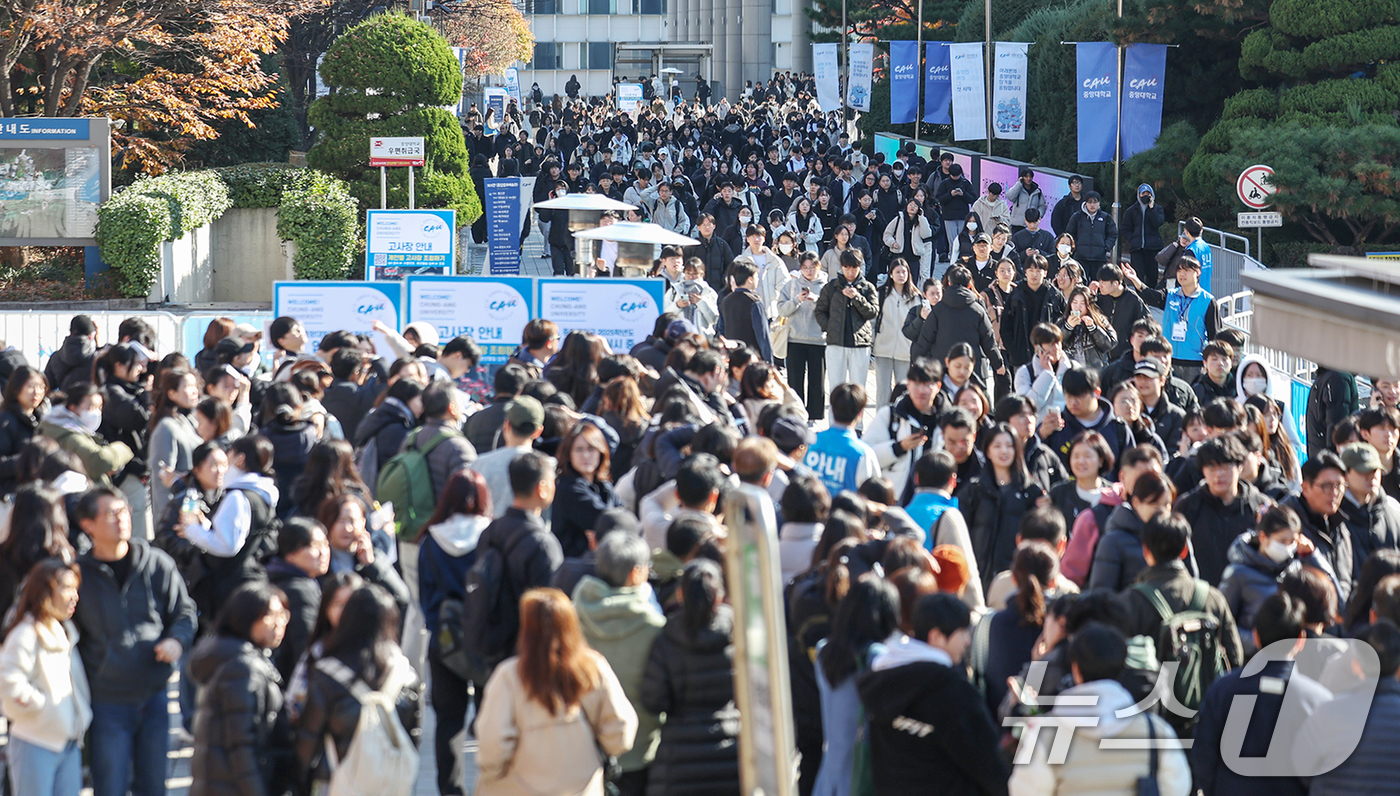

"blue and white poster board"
[484,178,522,274]
[537,278,664,353]
[273,281,403,355]
[484,88,508,136]
[366,209,456,281]
[405,275,534,366]
[504,67,521,105]
[617,83,644,116]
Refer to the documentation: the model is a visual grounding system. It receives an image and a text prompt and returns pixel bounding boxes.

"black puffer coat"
[100,377,150,483]
[188,635,291,796]
[353,400,417,471]
[0,403,40,494]
[961,473,1046,592]
[259,418,317,516]
[641,605,741,796]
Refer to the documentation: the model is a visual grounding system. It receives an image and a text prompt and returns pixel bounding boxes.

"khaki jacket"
[475,652,638,796]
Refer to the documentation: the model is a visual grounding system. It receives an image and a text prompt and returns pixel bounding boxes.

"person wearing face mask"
[38,382,133,489]
[1219,505,1322,656]
[949,212,982,265]
[1118,183,1165,289]
[722,205,757,254]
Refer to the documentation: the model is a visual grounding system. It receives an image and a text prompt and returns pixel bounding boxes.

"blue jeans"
[89,691,170,796]
[8,737,81,796]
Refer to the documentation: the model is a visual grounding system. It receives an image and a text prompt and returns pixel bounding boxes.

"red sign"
[1236,164,1275,210]
[370,137,425,167]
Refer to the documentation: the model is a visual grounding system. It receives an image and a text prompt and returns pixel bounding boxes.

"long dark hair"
[229,434,275,477]
[2,366,46,414]
[293,440,368,517]
[323,583,401,690]
[819,574,899,686]
[981,421,1030,485]
[1344,549,1400,631]
[309,572,364,650]
[0,484,74,574]
[680,559,725,640]
[547,331,605,408]
[92,344,141,389]
[148,369,197,438]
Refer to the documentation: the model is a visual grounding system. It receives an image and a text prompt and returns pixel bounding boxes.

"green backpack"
[376,428,457,540]
[1131,580,1231,732]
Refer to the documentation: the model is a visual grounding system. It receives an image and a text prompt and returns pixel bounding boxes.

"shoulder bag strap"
[1189,579,1210,613]
[1131,583,1176,625]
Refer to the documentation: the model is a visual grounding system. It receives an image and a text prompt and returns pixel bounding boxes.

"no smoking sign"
[1237,164,1276,209]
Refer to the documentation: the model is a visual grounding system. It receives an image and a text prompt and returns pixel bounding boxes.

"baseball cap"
[973,232,992,245]
[665,318,698,343]
[215,336,256,358]
[770,415,815,453]
[1133,358,1167,379]
[1341,442,1383,473]
[505,396,545,432]
[233,323,262,339]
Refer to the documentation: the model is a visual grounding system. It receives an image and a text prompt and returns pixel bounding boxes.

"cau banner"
[924,43,951,125]
[1120,43,1168,159]
[848,42,874,111]
[814,44,840,113]
[889,41,919,125]
[1076,42,1118,163]
[991,42,1029,140]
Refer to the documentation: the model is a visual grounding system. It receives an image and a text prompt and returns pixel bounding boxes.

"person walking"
[476,588,638,796]
[813,251,878,393]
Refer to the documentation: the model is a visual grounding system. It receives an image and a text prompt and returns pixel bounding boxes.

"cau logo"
[356,295,390,316]
[615,290,652,318]
[1082,75,1112,90]
[1129,76,1159,89]
[486,289,523,320]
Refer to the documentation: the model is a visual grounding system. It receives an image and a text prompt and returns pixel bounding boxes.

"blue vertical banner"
[484,177,522,275]
[923,43,951,125]
[1076,42,1119,163]
[1120,43,1168,159]
[889,41,919,124]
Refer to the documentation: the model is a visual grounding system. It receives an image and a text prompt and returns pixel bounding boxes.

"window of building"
[585,42,613,69]
[638,0,664,13]
[533,42,562,68]
[528,0,556,12]
[587,0,611,12]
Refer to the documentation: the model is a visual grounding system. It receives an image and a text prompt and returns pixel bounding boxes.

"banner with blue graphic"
[537,278,664,354]
[991,42,1029,140]
[1076,42,1118,163]
[1120,43,1168,159]
[889,41,919,124]
[405,276,534,366]
[273,281,402,355]
[923,43,951,125]
[366,209,456,280]
[484,178,522,274]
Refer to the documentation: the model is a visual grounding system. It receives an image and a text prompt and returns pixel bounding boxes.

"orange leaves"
[434,0,532,76]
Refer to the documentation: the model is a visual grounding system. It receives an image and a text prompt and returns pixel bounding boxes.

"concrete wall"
[211,208,287,303]
[149,224,214,304]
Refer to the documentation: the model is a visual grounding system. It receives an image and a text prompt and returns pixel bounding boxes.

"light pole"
[984,0,991,156]
[914,0,923,141]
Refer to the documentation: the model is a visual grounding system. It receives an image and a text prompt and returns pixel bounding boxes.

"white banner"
[992,42,1029,140]
[537,278,666,354]
[847,42,873,111]
[949,42,987,141]
[814,43,841,113]
[617,83,643,116]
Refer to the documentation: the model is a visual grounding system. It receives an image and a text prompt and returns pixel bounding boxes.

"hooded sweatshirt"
[1008,678,1191,796]
[184,468,280,558]
[573,574,666,772]
[419,513,490,633]
[857,638,1010,796]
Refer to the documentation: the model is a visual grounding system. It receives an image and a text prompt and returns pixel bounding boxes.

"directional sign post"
[370,136,426,210]
[1237,165,1277,261]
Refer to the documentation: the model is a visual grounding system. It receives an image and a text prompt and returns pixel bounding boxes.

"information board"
[366,209,456,280]
[484,178,522,274]
[273,281,402,355]
[537,278,664,353]
[405,275,534,365]
[0,117,110,246]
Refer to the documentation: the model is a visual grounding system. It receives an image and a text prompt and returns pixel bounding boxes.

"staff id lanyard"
[1171,293,1195,343]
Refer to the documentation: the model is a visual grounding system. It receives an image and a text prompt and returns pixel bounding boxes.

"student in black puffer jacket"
[187,581,294,796]
[259,384,318,517]
[293,584,422,794]
[0,365,47,495]
[641,559,740,796]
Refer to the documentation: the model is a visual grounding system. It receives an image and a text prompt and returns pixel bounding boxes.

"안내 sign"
[273,281,402,355]
[405,275,535,366]
[366,209,456,280]
[537,278,665,353]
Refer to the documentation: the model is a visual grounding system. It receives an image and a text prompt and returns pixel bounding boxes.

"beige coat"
[475,652,638,796]
[882,213,933,257]
[0,616,91,752]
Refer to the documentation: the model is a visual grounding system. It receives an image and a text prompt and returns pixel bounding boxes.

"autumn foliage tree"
[0,0,328,173]
[306,12,482,223]
[435,0,534,76]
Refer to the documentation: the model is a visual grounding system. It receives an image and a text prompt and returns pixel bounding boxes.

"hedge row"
[95,163,359,298]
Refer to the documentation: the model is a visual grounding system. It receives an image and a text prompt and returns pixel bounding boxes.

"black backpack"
[460,528,529,674]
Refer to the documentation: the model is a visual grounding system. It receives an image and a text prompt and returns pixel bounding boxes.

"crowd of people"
[0,77,1397,796]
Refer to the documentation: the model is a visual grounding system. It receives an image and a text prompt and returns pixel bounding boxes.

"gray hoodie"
[777,269,830,344]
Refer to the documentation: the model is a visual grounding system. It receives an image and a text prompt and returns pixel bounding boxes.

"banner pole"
[381,166,387,209]
[1112,0,1124,261]
[409,165,416,210]
[984,0,992,155]
[914,0,923,141]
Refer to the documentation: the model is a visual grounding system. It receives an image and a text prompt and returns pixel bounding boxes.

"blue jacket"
[906,491,958,551]
[1192,659,1329,796]
[804,426,880,497]
[1187,237,1214,293]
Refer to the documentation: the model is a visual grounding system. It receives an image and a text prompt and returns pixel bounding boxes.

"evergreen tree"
[1184,0,1400,245]
[306,12,482,224]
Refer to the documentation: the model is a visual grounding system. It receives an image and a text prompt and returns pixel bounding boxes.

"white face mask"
[779,243,793,254]
[78,409,102,435]
[1057,244,1072,256]
[966,222,978,232]
[1264,539,1297,564]
[1243,376,1268,396]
